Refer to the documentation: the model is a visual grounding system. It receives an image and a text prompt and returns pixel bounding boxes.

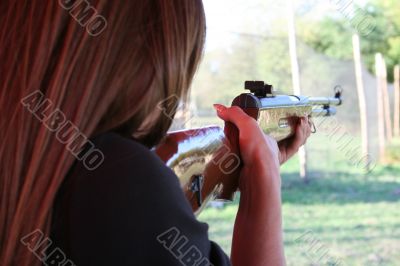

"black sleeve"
[51,132,231,266]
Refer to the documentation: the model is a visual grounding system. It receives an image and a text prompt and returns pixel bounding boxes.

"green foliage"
[192,36,293,110]
[299,18,354,60]
[299,0,400,82]
[385,138,400,164]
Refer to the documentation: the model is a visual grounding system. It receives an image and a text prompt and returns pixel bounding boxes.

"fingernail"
[213,104,227,114]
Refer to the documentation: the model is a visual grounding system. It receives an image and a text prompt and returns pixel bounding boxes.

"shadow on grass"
[281,165,400,205]
[284,224,400,235]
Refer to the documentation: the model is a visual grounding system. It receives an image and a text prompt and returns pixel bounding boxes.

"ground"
[198,156,400,266]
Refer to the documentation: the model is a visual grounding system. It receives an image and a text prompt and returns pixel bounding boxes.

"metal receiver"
[232,81,342,141]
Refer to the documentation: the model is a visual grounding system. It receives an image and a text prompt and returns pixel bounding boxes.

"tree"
[299,0,400,82]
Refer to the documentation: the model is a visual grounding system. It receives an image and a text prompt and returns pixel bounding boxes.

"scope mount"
[245,81,275,98]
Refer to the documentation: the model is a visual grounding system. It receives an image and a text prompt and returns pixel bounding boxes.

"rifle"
[155,81,343,215]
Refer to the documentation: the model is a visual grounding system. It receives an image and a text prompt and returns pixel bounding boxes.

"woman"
[0,1,311,265]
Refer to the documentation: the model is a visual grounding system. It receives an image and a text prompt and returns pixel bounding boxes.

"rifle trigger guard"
[190,175,204,207]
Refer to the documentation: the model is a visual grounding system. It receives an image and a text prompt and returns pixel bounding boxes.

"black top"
[50,132,231,266]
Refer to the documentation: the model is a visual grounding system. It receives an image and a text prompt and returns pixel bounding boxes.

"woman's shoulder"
[51,131,230,265]
[87,131,166,172]
[63,131,181,201]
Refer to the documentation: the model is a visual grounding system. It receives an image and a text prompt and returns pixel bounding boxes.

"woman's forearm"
[230,163,285,266]
[213,104,311,265]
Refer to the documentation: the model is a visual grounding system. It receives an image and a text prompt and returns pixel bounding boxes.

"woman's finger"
[292,118,305,147]
[213,104,257,129]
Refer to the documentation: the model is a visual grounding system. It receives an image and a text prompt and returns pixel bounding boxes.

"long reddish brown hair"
[0,1,206,265]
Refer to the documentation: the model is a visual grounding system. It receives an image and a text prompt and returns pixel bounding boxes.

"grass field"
[198,155,400,265]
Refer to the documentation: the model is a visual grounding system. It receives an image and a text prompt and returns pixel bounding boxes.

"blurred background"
[172,0,400,265]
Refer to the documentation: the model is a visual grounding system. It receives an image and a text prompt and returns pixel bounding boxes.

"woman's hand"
[278,116,312,164]
[213,104,286,266]
[213,104,281,189]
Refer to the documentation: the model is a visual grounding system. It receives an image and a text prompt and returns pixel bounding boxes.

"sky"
[202,0,368,51]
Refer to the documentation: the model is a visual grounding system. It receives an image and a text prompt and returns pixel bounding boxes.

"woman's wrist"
[238,160,282,212]
[246,150,281,188]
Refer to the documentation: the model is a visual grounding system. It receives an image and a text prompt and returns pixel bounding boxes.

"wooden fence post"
[394,65,400,137]
[288,0,307,181]
[352,34,369,169]
[381,58,393,142]
[375,53,386,161]
[287,0,308,180]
